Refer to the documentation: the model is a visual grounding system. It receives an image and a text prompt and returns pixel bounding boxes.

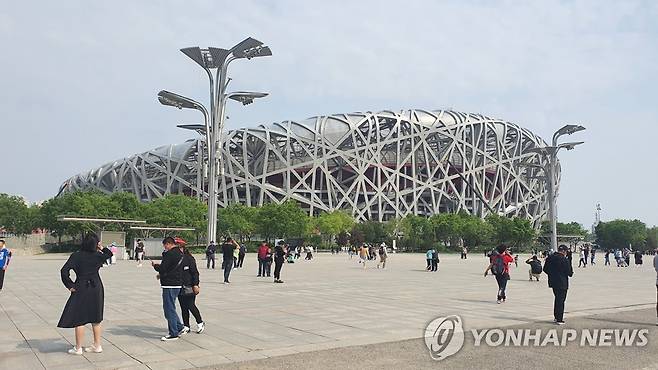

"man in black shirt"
[221,238,238,284]
[543,244,574,325]
[206,241,216,269]
[152,237,185,340]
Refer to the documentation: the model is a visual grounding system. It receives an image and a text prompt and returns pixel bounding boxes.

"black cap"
[558,245,569,252]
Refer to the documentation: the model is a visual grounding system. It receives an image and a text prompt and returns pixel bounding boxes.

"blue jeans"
[162,288,183,336]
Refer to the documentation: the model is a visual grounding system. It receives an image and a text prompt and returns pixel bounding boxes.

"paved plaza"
[1,252,656,369]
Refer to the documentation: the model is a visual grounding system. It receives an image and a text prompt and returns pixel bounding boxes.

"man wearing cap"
[543,244,574,324]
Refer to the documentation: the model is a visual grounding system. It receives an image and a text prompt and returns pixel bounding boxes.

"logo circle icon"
[424,315,465,361]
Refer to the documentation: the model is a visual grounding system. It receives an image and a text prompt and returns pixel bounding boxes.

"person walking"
[543,244,574,325]
[238,243,246,268]
[221,238,238,284]
[461,246,468,260]
[377,244,388,269]
[110,243,118,265]
[359,244,368,269]
[135,239,145,267]
[526,255,542,281]
[151,237,185,341]
[57,234,113,354]
[605,250,611,266]
[205,242,216,269]
[578,248,587,268]
[257,242,269,277]
[273,243,286,283]
[176,239,204,334]
[484,244,514,304]
[0,240,12,292]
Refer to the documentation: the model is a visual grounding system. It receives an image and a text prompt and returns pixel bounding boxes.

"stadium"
[58,109,556,225]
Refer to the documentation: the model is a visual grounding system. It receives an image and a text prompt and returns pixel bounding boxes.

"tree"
[0,193,34,235]
[401,215,434,251]
[217,203,257,241]
[460,215,493,248]
[486,214,536,248]
[646,227,658,250]
[142,194,207,240]
[595,219,647,250]
[352,221,387,244]
[316,211,355,248]
[430,213,461,247]
[254,201,309,241]
[541,221,588,236]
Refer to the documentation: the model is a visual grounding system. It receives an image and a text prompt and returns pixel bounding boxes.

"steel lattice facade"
[59,109,555,225]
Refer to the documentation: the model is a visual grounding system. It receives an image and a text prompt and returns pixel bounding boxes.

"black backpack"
[530,260,542,274]
[491,254,505,275]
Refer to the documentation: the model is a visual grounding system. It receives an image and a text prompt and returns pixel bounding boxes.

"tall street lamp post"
[159,38,271,244]
[524,124,585,252]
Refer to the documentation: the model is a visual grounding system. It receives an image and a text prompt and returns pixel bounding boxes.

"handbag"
[180,285,195,296]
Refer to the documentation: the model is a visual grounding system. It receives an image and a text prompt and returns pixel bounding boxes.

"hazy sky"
[1,1,656,227]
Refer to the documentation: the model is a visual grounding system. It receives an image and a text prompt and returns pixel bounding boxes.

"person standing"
[151,237,185,341]
[426,249,433,271]
[110,243,118,265]
[135,240,145,267]
[176,240,204,334]
[273,243,286,283]
[635,250,643,267]
[0,240,12,291]
[604,250,611,266]
[431,249,439,272]
[484,244,514,304]
[543,244,574,325]
[57,234,113,354]
[205,242,216,269]
[377,244,388,269]
[232,242,240,268]
[238,243,246,268]
[461,246,468,260]
[590,248,596,265]
[221,238,238,283]
[257,242,269,277]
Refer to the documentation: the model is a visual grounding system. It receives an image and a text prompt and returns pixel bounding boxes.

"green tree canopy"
[595,219,647,250]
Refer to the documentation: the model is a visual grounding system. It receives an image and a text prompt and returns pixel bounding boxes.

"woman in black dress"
[58,234,113,355]
[176,240,204,334]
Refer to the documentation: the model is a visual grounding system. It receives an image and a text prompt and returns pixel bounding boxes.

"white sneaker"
[67,347,83,355]
[179,326,190,336]
[84,345,103,353]
[197,322,205,334]
[160,335,179,341]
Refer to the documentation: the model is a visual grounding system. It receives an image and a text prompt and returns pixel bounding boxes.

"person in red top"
[257,242,269,277]
[484,244,515,304]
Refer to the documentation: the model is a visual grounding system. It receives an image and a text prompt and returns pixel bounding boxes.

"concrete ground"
[0,252,656,370]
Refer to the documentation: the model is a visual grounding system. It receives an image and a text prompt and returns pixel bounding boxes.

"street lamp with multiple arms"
[159,37,271,244]
[522,124,585,252]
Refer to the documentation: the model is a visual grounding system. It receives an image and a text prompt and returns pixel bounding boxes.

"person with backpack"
[526,255,542,281]
[484,244,514,304]
[543,244,574,325]
[377,244,388,269]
